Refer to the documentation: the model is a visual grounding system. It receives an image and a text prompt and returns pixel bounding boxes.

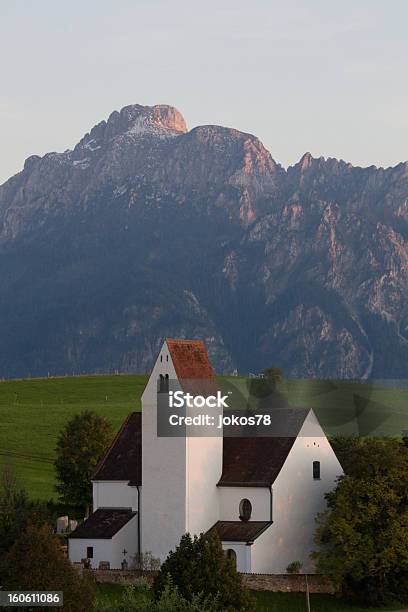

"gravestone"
[56,516,69,533]
[99,561,110,570]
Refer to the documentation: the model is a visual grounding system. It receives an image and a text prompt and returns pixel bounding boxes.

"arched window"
[313,461,321,480]
[159,374,170,393]
[225,549,236,566]
[159,374,165,392]
[239,498,252,522]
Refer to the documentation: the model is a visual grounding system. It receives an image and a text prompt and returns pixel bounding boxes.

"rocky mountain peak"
[298,152,314,171]
[112,103,187,135]
[76,104,187,152]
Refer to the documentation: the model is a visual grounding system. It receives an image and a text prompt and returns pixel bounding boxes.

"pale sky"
[1,0,407,184]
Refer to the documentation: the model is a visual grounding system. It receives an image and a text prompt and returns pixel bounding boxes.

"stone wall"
[74,565,337,593]
[79,568,158,585]
[242,573,338,594]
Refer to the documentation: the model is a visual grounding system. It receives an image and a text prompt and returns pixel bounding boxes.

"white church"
[69,339,343,573]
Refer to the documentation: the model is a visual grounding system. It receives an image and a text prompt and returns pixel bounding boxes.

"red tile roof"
[207,521,272,543]
[166,338,214,380]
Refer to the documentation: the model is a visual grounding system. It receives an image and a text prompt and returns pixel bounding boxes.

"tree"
[330,436,408,479]
[153,532,255,612]
[55,410,113,513]
[247,366,287,411]
[2,523,95,612]
[314,437,408,606]
[0,463,51,559]
[262,366,283,382]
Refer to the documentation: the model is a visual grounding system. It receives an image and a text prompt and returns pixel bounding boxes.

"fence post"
[305,574,311,612]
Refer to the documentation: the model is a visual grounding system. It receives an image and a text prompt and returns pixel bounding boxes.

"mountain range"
[0,104,407,379]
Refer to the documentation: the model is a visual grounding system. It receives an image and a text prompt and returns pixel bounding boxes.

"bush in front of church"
[98,575,218,611]
[153,532,255,612]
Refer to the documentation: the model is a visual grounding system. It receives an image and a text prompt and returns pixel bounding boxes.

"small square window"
[87,546,93,559]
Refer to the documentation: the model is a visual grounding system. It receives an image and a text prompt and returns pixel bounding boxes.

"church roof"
[217,437,297,487]
[218,408,310,487]
[93,412,141,484]
[207,520,272,544]
[70,508,136,539]
[92,408,309,488]
[166,338,214,380]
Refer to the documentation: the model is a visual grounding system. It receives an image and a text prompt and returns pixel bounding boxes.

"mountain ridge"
[0,103,407,379]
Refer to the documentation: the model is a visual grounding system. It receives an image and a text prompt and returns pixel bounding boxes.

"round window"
[239,498,252,522]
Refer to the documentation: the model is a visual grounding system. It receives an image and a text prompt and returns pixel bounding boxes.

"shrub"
[98,576,218,612]
[2,523,95,612]
[131,550,161,571]
[0,463,52,577]
[286,561,302,574]
[153,532,255,611]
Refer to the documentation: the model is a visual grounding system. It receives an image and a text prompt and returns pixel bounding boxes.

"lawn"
[255,591,408,611]
[95,584,408,611]
[0,374,407,500]
[0,374,147,499]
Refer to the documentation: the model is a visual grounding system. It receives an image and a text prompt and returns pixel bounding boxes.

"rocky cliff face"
[0,104,407,378]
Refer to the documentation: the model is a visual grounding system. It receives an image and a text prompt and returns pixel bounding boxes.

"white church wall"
[186,434,222,537]
[141,342,187,562]
[140,340,176,405]
[250,410,343,574]
[218,486,270,522]
[221,542,251,573]
[93,481,138,511]
[68,515,138,569]
[69,538,113,569]
[110,515,139,568]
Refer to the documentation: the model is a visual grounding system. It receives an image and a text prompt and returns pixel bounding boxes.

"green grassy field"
[0,374,407,500]
[95,583,408,611]
[254,591,407,611]
[0,374,148,499]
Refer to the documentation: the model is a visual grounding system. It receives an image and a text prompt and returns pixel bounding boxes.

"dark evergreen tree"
[153,532,255,612]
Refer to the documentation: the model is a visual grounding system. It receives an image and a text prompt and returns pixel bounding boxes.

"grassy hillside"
[0,374,148,499]
[0,374,407,500]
